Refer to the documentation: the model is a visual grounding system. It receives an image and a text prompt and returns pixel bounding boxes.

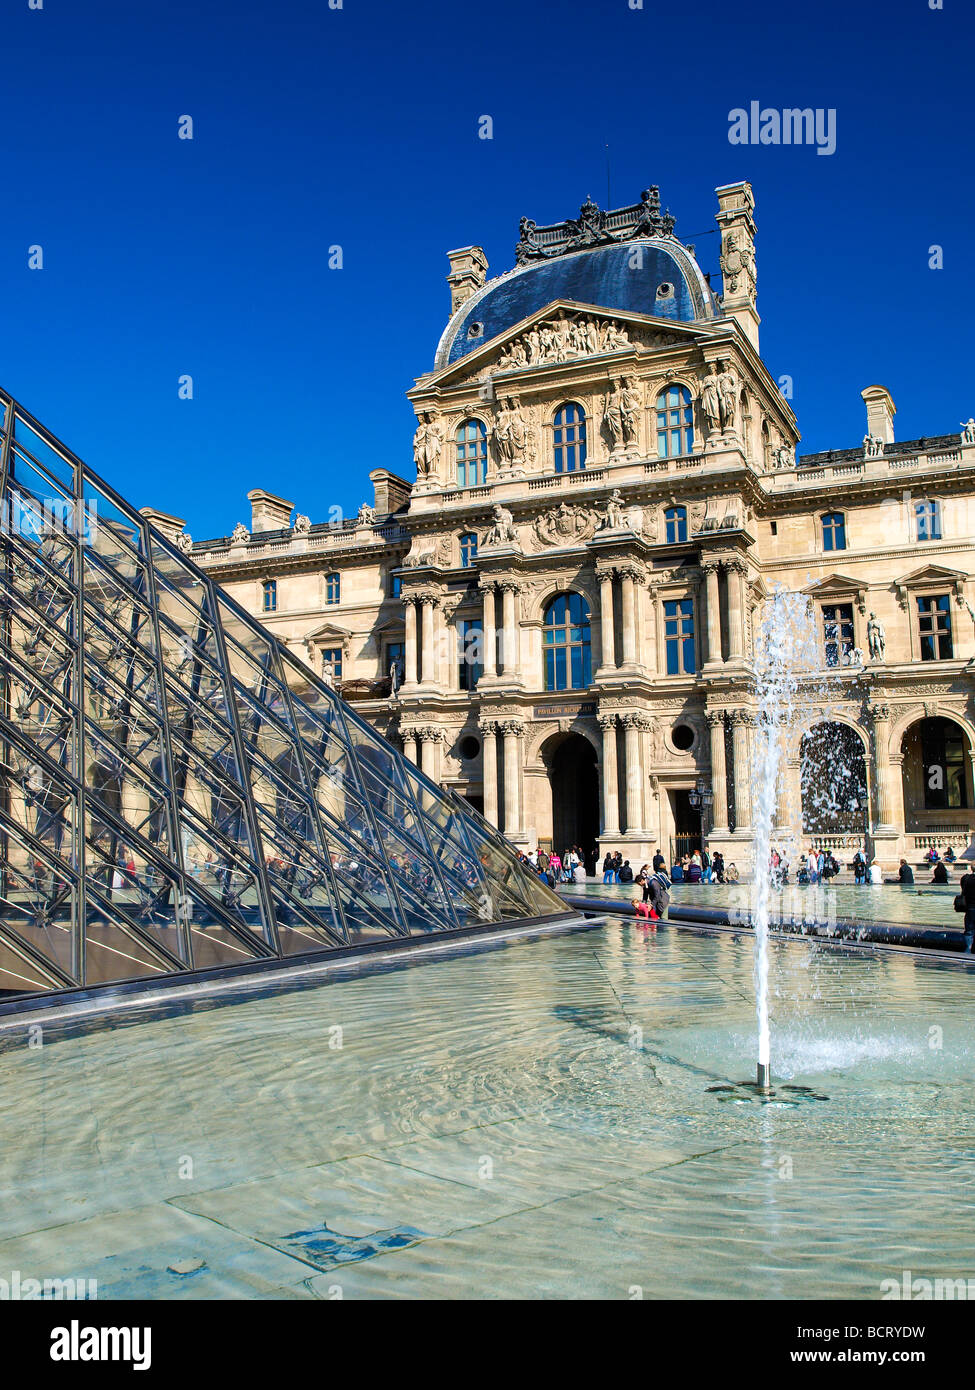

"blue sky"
[2,0,972,538]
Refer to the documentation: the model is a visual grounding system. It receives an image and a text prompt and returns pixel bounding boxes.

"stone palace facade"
[149,181,975,870]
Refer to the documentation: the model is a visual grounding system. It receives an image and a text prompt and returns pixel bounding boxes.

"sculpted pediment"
[422,300,708,391]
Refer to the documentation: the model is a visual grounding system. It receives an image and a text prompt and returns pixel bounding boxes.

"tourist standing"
[853,850,866,885]
[711,851,725,883]
[955,865,975,951]
[602,852,615,885]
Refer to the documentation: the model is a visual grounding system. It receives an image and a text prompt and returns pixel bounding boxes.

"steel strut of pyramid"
[0,388,578,1005]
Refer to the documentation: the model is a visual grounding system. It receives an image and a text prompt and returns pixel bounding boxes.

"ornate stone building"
[159,181,975,870]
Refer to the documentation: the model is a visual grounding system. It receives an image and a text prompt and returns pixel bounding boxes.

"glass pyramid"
[0,389,568,1000]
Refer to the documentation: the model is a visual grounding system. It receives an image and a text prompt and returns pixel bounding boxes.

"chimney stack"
[139,508,186,544]
[861,385,896,445]
[247,489,294,533]
[446,246,488,315]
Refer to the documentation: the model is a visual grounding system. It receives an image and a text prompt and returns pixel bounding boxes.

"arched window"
[821,512,846,552]
[553,403,587,474]
[456,419,488,487]
[543,592,592,691]
[656,384,694,458]
[460,532,478,567]
[915,499,942,541]
[665,506,688,544]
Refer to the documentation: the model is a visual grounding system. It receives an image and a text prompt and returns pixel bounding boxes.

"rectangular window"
[458,620,483,691]
[324,573,340,605]
[916,500,942,542]
[663,598,695,675]
[917,594,953,660]
[321,646,342,680]
[822,603,854,667]
[262,579,277,613]
[389,571,403,599]
[822,512,846,551]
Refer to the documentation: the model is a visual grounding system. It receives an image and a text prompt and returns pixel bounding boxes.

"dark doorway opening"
[549,734,599,874]
[463,792,484,816]
[669,788,702,864]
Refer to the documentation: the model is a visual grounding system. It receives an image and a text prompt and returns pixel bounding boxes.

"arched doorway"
[545,733,599,871]
[800,721,868,838]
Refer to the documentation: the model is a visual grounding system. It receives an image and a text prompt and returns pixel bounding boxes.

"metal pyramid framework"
[0,388,569,1001]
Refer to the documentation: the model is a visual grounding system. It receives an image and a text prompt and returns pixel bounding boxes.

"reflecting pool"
[2,921,972,1299]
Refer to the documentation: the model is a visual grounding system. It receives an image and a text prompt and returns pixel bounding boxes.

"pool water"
[2,921,973,1299]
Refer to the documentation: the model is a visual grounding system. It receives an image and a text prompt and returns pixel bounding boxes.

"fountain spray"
[751,590,821,1093]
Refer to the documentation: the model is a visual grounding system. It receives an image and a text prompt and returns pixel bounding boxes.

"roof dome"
[435,225,719,370]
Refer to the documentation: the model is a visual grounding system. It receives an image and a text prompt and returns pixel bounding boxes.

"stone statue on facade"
[599,489,627,531]
[357,502,376,525]
[293,513,311,535]
[321,655,336,688]
[772,445,794,470]
[493,397,528,467]
[867,612,886,661]
[603,380,626,450]
[701,367,722,435]
[389,656,403,699]
[412,413,443,478]
[176,531,193,554]
[961,419,975,446]
[621,378,641,445]
[717,364,739,432]
[230,522,249,545]
[863,433,884,459]
[484,504,518,547]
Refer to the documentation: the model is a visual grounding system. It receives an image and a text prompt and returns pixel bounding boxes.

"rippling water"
[1,922,972,1299]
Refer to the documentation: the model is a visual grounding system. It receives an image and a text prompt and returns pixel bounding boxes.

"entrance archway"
[901,716,973,832]
[545,733,598,872]
[800,721,868,837]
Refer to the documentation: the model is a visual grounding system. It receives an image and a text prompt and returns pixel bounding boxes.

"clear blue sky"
[2,0,972,538]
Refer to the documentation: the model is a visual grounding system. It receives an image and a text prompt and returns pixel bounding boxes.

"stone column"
[480,721,499,828]
[725,559,747,661]
[420,596,436,686]
[598,569,616,671]
[599,714,620,836]
[706,710,729,832]
[482,584,497,678]
[402,731,419,766]
[500,582,520,678]
[418,728,434,779]
[730,708,752,829]
[703,561,723,666]
[620,568,639,667]
[500,720,521,836]
[870,703,894,828]
[621,713,645,833]
[405,599,418,685]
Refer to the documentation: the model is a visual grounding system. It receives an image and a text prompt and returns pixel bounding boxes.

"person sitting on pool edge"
[931,860,950,884]
[898,859,914,884]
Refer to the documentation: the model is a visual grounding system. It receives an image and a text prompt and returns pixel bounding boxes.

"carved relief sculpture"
[532,502,598,549]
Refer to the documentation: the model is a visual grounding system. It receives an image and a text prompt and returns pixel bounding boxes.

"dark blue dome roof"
[436,238,717,368]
